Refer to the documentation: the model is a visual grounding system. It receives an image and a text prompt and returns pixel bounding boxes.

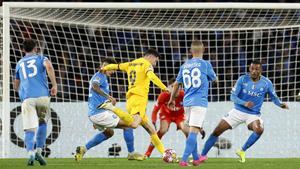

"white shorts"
[89,110,120,131]
[184,106,207,128]
[222,108,264,129]
[21,96,51,130]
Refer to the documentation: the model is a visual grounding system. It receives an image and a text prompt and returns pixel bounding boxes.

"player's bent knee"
[254,127,264,135]
[130,122,139,129]
[103,129,114,138]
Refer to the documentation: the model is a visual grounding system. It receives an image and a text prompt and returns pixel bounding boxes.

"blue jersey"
[15,54,49,102]
[231,74,282,115]
[176,58,217,107]
[88,72,110,116]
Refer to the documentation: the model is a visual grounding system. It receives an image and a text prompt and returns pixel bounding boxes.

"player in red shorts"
[144,78,205,158]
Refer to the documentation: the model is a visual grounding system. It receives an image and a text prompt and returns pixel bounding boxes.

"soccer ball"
[162,149,177,163]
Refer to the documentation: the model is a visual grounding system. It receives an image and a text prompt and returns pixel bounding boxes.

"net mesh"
[8,11,300,102]
[9,8,300,30]
[1,6,300,157]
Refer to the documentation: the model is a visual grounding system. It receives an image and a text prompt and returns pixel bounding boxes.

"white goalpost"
[1,2,300,158]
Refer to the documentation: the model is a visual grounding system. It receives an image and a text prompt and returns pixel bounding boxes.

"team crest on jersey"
[243,89,247,93]
[112,114,118,119]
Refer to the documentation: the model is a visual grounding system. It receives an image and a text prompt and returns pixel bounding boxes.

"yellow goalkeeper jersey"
[103,57,167,99]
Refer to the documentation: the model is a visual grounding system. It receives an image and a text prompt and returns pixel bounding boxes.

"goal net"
[1,3,300,158]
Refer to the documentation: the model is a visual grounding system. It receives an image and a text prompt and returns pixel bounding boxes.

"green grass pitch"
[0,158,299,169]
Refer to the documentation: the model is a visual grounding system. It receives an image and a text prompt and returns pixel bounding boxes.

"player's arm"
[13,65,20,91]
[268,81,288,109]
[230,76,251,107]
[145,64,168,91]
[168,67,182,108]
[102,62,130,72]
[207,61,218,85]
[13,79,20,91]
[151,93,165,126]
[92,82,116,105]
[44,58,57,96]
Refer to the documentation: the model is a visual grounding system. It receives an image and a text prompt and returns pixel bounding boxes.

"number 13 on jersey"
[183,68,201,88]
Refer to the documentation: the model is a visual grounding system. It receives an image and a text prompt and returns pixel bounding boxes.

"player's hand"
[244,101,254,108]
[51,86,57,96]
[200,129,206,139]
[167,100,175,110]
[108,96,117,106]
[280,103,289,109]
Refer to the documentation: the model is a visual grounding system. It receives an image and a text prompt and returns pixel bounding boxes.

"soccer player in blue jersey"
[168,40,217,167]
[199,60,289,163]
[74,58,144,162]
[14,39,57,166]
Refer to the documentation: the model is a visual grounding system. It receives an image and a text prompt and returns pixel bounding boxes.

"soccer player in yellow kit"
[101,49,169,155]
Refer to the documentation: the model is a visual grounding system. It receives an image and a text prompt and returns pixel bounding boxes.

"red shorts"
[159,112,185,129]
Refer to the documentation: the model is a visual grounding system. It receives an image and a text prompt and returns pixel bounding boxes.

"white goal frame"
[2,2,300,158]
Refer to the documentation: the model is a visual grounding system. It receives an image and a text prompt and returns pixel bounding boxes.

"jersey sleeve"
[145,61,167,90]
[92,74,104,86]
[103,62,129,72]
[151,93,167,123]
[230,76,247,105]
[176,66,183,83]
[42,56,49,62]
[207,61,217,81]
[144,62,154,74]
[267,79,282,107]
[118,62,130,72]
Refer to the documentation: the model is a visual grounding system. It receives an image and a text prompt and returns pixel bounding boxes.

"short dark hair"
[144,48,161,58]
[102,58,117,65]
[22,39,36,52]
[251,60,262,66]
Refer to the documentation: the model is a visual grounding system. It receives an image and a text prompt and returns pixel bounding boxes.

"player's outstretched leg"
[99,100,137,127]
[141,120,165,155]
[237,120,263,163]
[200,120,231,162]
[75,129,113,162]
[123,128,144,161]
[24,129,36,166]
[145,120,169,158]
[35,122,47,166]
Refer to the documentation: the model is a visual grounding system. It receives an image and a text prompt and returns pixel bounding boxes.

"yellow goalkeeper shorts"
[126,94,149,124]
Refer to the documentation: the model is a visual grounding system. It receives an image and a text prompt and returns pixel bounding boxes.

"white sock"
[36,148,42,154]
[28,150,35,157]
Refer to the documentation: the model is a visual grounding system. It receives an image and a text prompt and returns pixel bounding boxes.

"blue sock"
[242,132,261,151]
[123,128,134,153]
[25,131,35,152]
[85,132,108,150]
[192,142,199,160]
[36,123,47,149]
[182,132,198,162]
[201,135,218,156]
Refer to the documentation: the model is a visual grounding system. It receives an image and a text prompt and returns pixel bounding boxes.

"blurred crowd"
[9,17,300,103]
